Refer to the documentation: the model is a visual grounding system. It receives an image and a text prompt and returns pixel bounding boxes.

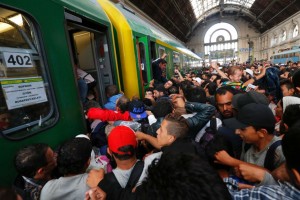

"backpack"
[198,117,217,149]
[99,161,144,199]
[90,121,108,148]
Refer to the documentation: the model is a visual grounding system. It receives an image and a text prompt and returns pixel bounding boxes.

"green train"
[0,0,200,185]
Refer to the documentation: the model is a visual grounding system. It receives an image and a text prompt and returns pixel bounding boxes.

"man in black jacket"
[152,53,168,85]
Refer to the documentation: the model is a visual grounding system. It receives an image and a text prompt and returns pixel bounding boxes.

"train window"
[138,42,148,84]
[183,55,188,68]
[158,46,165,58]
[173,52,180,64]
[0,7,54,138]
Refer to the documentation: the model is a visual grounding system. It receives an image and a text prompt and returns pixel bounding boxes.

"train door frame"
[65,12,115,107]
[149,41,157,83]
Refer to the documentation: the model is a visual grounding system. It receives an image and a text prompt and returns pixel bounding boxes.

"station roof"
[128,0,300,43]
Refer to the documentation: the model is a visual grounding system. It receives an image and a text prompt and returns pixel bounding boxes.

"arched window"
[282,30,287,41]
[293,24,298,38]
[204,22,238,64]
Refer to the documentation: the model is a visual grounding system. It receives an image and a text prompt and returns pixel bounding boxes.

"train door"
[65,12,114,106]
[136,36,151,90]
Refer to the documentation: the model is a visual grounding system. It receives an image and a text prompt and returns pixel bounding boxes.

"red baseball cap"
[108,126,137,155]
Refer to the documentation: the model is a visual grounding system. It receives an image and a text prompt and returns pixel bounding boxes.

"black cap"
[224,103,275,129]
[128,100,147,119]
[232,91,268,111]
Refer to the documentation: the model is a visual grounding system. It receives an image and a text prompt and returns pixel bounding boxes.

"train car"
[0,0,118,185]
[271,48,300,64]
[98,0,201,98]
[0,0,199,186]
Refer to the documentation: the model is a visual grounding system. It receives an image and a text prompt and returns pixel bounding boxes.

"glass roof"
[190,0,255,19]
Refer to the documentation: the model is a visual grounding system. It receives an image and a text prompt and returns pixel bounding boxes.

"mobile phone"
[246,84,256,92]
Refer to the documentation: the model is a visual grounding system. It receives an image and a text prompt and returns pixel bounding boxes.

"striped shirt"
[224,177,300,200]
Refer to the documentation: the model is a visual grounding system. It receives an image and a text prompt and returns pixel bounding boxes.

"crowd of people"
[2,59,300,200]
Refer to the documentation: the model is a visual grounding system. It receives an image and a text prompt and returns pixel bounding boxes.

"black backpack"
[198,117,217,149]
[99,160,144,200]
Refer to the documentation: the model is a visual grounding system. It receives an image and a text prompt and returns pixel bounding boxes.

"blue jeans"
[78,78,88,103]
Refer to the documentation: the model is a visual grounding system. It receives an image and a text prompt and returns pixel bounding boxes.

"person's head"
[282,121,300,189]
[215,86,235,118]
[14,143,56,180]
[201,73,209,80]
[210,74,218,82]
[84,100,101,111]
[57,138,92,175]
[105,85,119,98]
[167,86,179,95]
[244,68,254,79]
[280,79,295,97]
[292,69,300,94]
[178,80,193,97]
[190,71,196,78]
[152,99,173,118]
[116,95,130,113]
[227,66,243,82]
[224,103,276,144]
[107,126,137,161]
[192,77,202,86]
[282,104,300,128]
[164,80,173,89]
[204,81,217,96]
[128,100,147,120]
[153,85,166,99]
[185,73,192,79]
[156,113,189,147]
[158,59,167,70]
[0,110,10,130]
[137,152,231,200]
[292,62,297,68]
[232,90,269,111]
[145,87,154,98]
[184,86,206,103]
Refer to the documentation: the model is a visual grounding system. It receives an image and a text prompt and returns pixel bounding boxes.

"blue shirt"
[224,177,300,200]
[104,93,123,111]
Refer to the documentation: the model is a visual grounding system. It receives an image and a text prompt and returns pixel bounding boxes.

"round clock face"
[218,36,224,42]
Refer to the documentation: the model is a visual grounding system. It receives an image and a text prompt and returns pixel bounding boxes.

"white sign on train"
[3,52,33,68]
[0,77,48,110]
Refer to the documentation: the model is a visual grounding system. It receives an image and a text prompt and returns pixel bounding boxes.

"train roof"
[273,48,300,56]
[115,3,200,59]
[51,0,110,25]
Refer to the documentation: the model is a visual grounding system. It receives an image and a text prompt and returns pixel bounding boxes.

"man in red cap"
[86,126,145,199]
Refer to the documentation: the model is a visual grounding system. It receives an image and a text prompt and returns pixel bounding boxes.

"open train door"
[66,12,115,107]
[136,36,151,95]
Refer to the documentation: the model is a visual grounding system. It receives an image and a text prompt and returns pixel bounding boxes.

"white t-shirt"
[77,68,95,84]
[40,173,89,200]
